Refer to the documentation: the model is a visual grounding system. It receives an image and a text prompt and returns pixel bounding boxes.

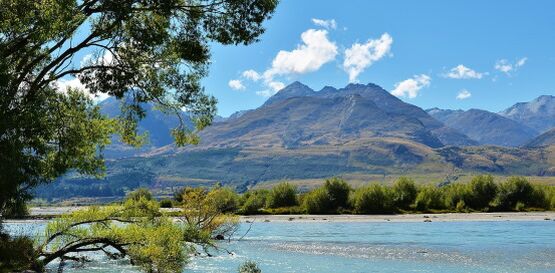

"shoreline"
[240,212,555,223]
[7,207,555,223]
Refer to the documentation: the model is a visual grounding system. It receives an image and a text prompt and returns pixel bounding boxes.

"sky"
[202,0,555,117]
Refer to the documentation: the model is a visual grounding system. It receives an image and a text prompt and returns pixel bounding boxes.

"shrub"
[207,187,239,213]
[126,188,153,201]
[240,190,269,214]
[443,183,470,210]
[238,261,262,273]
[493,177,534,210]
[466,175,497,210]
[159,199,173,208]
[266,182,298,208]
[324,177,351,209]
[303,188,331,214]
[351,184,392,214]
[391,177,417,210]
[415,185,444,211]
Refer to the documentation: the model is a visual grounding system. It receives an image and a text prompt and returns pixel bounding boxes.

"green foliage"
[351,184,392,214]
[302,178,351,214]
[391,177,417,210]
[159,199,174,208]
[303,188,332,214]
[126,187,153,201]
[466,175,497,210]
[323,177,351,209]
[0,233,39,272]
[240,190,269,214]
[415,185,444,211]
[493,177,535,210]
[239,260,262,273]
[207,186,240,213]
[266,182,298,208]
[443,183,470,210]
[36,199,185,273]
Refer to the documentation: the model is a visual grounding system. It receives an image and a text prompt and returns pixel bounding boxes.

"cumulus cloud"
[391,74,431,99]
[242,69,261,81]
[495,57,527,74]
[343,33,393,82]
[240,29,337,97]
[228,79,245,91]
[56,77,109,101]
[311,18,337,29]
[264,29,337,79]
[456,89,472,100]
[445,65,483,79]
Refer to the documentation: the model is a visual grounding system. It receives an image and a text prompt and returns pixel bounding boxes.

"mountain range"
[37,82,555,200]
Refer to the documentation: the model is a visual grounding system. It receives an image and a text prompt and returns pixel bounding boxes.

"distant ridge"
[500,95,555,133]
[427,108,538,147]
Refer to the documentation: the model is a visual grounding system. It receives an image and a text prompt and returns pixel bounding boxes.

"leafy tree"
[323,177,351,209]
[239,190,269,214]
[1,0,277,270]
[303,187,331,214]
[0,0,277,218]
[443,183,470,211]
[391,177,417,210]
[266,182,298,208]
[351,184,392,214]
[206,186,240,213]
[414,185,444,211]
[492,177,534,210]
[466,175,497,210]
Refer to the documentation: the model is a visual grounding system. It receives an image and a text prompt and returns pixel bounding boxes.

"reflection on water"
[5,220,555,273]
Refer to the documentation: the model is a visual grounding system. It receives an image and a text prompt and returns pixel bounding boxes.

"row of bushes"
[165,176,555,215]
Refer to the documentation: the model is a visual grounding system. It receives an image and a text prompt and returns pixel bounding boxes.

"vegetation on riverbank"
[167,176,555,216]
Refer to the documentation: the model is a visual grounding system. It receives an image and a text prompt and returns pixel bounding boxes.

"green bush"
[466,175,497,210]
[493,177,534,210]
[240,190,269,214]
[238,261,262,273]
[443,183,470,210]
[351,184,392,214]
[266,182,298,208]
[303,188,331,214]
[207,187,239,213]
[126,188,153,201]
[415,185,444,211]
[391,177,417,210]
[0,233,40,272]
[324,177,351,209]
[159,199,173,208]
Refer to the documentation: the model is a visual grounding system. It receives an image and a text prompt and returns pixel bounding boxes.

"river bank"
[16,207,555,223]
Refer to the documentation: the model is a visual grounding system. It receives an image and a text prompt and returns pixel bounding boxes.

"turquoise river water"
[5,220,555,272]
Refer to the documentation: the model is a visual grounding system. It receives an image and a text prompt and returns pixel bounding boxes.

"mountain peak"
[263,81,315,106]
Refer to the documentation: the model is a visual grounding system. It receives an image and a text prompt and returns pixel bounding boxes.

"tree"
[266,182,298,208]
[351,184,392,214]
[0,0,278,218]
[323,177,351,209]
[391,177,417,210]
[466,175,497,210]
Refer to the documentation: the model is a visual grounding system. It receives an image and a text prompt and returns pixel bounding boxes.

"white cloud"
[264,29,337,79]
[242,69,261,81]
[343,33,393,82]
[445,64,483,79]
[391,74,431,99]
[56,77,109,101]
[228,79,245,91]
[495,57,527,74]
[267,81,285,91]
[516,57,527,67]
[456,89,472,100]
[311,18,337,30]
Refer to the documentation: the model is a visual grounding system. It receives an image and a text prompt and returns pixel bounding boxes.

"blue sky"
[203,0,555,117]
